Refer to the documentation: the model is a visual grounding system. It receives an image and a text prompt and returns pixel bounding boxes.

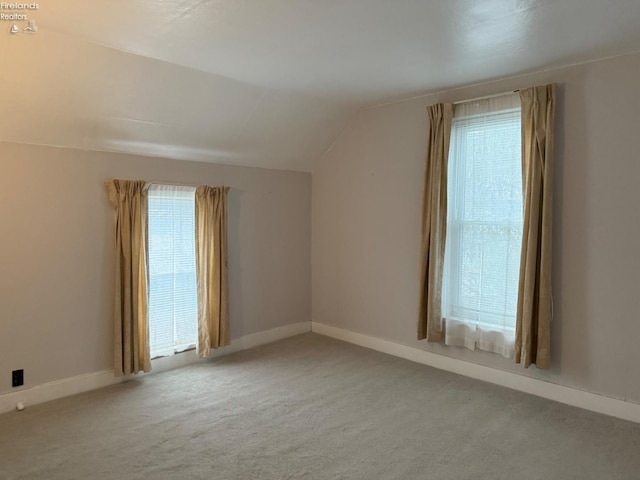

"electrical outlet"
[12,369,23,388]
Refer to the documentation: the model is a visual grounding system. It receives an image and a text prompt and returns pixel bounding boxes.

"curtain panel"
[516,84,556,369]
[195,186,231,357]
[106,179,151,376]
[418,103,453,342]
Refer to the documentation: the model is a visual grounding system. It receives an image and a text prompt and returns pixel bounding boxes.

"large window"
[147,185,198,358]
[442,93,522,357]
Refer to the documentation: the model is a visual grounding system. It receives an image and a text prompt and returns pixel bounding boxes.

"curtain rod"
[453,89,519,105]
[105,179,229,189]
[150,180,200,188]
[151,180,230,188]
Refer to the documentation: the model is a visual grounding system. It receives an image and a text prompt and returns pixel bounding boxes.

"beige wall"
[0,144,311,395]
[312,52,640,404]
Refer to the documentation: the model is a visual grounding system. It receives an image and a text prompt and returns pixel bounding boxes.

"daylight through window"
[147,185,198,358]
[442,93,522,357]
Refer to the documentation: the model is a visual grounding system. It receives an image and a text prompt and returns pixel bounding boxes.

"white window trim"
[442,93,522,359]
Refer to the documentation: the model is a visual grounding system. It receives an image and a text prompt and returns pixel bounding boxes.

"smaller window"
[147,185,198,358]
[442,93,522,358]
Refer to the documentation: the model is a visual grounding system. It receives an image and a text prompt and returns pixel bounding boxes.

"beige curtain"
[515,84,556,369]
[195,186,230,357]
[106,179,151,376]
[418,103,453,342]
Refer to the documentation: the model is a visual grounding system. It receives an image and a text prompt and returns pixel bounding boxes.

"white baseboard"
[150,321,311,374]
[0,321,311,415]
[226,321,311,353]
[0,369,120,416]
[311,321,640,424]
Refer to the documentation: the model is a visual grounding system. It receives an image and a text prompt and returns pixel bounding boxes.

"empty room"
[2,1,640,478]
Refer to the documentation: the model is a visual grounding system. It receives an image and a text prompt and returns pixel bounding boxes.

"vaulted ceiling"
[2,1,640,171]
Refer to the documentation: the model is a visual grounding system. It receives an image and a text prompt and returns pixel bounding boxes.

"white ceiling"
[2,0,640,171]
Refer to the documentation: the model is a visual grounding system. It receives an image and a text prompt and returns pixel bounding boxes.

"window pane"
[148,186,198,358]
[454,223,522,325]
[444,101,522,332]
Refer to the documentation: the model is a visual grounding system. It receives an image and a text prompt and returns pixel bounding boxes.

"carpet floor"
[1,333,640,479]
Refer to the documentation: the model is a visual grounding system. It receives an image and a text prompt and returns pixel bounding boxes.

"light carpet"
[1,333,640,479]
